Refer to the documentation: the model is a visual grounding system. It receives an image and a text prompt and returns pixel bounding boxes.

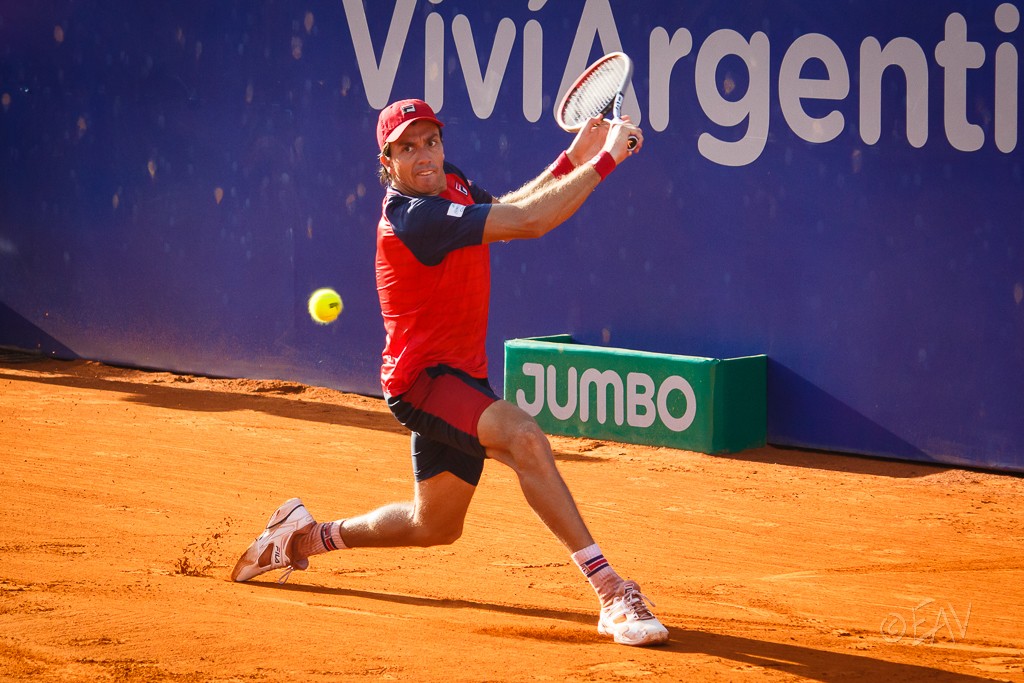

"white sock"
[295,520,348,559]
[571,543,624,607]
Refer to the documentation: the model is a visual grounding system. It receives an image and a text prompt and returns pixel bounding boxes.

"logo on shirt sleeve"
[447,203,466,217]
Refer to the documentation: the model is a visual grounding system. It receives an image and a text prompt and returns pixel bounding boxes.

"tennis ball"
[308,287,342,324]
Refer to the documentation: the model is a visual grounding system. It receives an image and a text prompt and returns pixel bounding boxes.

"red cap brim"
[383,116,443,147]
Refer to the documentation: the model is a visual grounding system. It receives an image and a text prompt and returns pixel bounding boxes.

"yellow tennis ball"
[308,287,342,324]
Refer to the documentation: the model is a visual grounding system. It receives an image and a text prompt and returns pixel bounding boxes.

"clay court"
[1,357,1022,682]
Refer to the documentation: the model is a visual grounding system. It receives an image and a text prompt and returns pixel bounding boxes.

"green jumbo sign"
[504,335,766,454]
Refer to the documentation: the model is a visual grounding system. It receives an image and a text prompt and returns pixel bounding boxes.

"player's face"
[384,120,446,196]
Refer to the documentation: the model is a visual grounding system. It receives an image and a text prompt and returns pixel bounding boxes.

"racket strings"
[560,59,627,128]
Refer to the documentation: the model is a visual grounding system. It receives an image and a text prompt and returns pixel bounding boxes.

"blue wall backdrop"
[2,1,1022,471]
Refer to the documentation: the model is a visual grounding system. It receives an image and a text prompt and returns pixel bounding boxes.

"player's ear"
[377,145,394,186]
[378,145,394,174]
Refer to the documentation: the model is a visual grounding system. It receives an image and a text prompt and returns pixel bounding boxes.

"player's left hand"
[565,115,610,166]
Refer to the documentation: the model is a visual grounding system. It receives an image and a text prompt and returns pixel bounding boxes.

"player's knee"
[507,421,555,473]
[413,517,464,547]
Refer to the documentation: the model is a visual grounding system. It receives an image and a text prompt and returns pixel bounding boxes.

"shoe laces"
[277,566,295,584]
[623,584,657,621]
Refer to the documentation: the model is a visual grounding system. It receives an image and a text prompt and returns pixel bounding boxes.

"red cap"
[376,99,444,151]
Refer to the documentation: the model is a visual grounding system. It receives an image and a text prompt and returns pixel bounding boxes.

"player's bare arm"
[482,119,643,244]
[498,115,612,204]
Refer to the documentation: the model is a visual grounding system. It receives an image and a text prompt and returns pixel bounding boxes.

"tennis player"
[232,98,668,647]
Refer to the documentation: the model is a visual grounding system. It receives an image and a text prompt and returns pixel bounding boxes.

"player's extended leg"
[476,399,593,551]
[477,398,669,646]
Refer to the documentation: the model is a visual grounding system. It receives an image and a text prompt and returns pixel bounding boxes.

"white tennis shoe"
[598,581,670,646]
[230,498,315,583]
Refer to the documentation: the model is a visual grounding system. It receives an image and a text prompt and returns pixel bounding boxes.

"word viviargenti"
[515,362,698,432]
[342,0,1021,166]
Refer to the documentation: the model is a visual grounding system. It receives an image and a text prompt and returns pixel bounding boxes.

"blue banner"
[1,1,1022,470]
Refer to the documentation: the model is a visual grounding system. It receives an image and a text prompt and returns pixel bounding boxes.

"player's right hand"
[604,116,643,163]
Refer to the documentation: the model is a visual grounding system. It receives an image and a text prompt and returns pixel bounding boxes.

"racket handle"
[627,135,638,150]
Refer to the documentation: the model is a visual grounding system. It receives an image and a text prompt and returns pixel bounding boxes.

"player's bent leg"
[411,471,476,545]
[340,471,476,548]
[232,474,476,583]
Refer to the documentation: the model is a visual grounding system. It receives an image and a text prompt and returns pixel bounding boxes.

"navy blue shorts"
[386,365,499,486]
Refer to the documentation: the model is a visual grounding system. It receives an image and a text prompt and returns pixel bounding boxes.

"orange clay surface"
[1,358,1023,682]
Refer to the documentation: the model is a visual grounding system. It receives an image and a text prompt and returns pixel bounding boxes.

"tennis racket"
[555,51,638,150]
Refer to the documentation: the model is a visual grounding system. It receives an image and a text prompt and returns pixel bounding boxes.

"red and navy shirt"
[376,162,495,397]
